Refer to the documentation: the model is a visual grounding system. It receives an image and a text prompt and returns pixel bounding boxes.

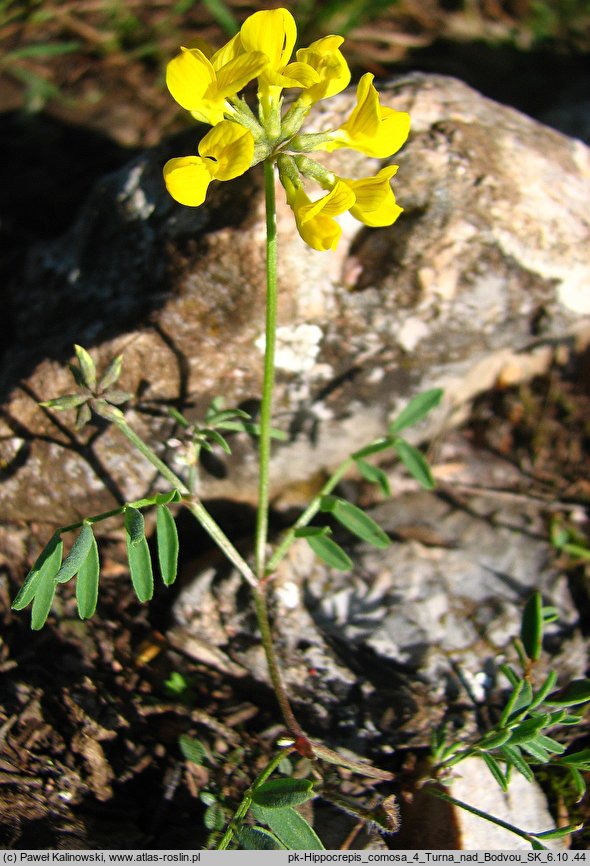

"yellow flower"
[239,8,319,115]
[166,40,267,126]
[163,120,254,206]
[319,73,410,159]
[163,11,411,250]
[340,166,403,227]
[283,178,355,252]
[295,36,351,105]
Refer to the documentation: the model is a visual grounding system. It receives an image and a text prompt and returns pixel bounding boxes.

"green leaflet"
[521,591,543,661]
[393,438,435,489]
[251,805,324,850]
[124,506,145,546]
[31,572,58,631]
[501,744,534,782]
[12,534,63,611]
[156,505,179,586]
[74,344,96,390]
[507,714,550,746]
[479,729,511,750]
[546,679,590,707]
[388,388,443,435]
[304,534,353,571]
[55,523,94,584]
[558,748,590,769]
[321,496,390,549]
[179,735,206,765]
[251,778,314,809]
[354,457,391,497]
[126,534,154,602]
[203,801,225,831]
[98,354,123,390]
[481,752,508,792]
[76,532,100,620]
[235,826,284,849]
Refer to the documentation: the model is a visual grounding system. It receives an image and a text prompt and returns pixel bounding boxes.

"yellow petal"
[198,120,254,181]
[215,50,268,99]
[163,156,215,206]
[279,61,320,89]
[166,47,215,111]
[190,102,227,126]
[321,73,410,158]
[343,166,403,227]
[240,8,297,71]
[297,180,355,223]
[299,211,342,251]
[296,36,351,103]
[184,36,215,59]
[291,188,342,251]
[211,32,243,69]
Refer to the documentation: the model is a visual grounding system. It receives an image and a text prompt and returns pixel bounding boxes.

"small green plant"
[551,516,590,563]
[426,591,590,849]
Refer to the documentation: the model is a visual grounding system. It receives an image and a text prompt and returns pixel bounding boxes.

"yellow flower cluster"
[164,8,410,251]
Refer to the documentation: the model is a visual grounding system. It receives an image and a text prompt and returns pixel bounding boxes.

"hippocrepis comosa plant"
[12,8,590,850]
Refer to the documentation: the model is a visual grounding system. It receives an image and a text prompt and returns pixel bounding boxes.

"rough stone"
[170,437,586,739]
[2,73,590,532]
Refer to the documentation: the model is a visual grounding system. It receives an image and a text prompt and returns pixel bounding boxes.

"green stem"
[255,159,279,579]
[217,747,293,850]
[424,785,543,847]
[252,586,303,737]
[266,438,391,575]
[114,417,258,588]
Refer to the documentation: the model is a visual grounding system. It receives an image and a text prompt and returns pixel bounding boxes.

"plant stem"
[114,416,257,588]
[423,785,544,847]
[265,438,391,575]
[217,747,293,850]
[255,158,279,579]
[252,585,303,736]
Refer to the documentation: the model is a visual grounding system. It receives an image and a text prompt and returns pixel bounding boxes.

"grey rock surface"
[2,73,590,531]
[171,437,585,743]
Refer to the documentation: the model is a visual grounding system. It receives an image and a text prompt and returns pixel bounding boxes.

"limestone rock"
[2,74,590,531]
[170,438,585,742]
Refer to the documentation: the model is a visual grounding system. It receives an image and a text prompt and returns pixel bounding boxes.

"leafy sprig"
[429,590,590,847]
